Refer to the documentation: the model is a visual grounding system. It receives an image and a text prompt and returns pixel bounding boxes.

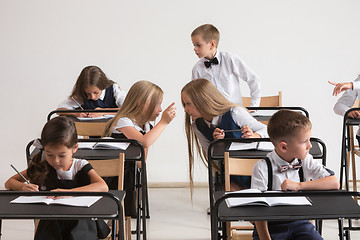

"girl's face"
[84,86,102,101]
[149,97,163,121]
[181,92,201,120]
[44,144,78,171]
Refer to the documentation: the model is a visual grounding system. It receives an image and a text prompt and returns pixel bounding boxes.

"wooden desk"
[211,191,360,240]
[0,190,125,240]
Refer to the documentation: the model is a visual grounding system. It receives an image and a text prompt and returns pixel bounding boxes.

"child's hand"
[328,81,353,96]
[48,188,72,200]
[348,110,360,119]
[161,102,176,124]
[213,128,224,140]
[22,183,39,192]
[241,125,261,138]
[78,112,90,118]
[87,108,103,118]
[281,179,301,192]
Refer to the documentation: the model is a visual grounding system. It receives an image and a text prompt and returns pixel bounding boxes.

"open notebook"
[77,115,114,121]
[10,196,102,207]
[78,137,130,150]
[225,189,312,207]
[228,141,274,151]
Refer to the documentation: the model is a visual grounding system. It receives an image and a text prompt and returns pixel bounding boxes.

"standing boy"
[191,24,261,107]
[251,110,339,240]
[329,76,360,146]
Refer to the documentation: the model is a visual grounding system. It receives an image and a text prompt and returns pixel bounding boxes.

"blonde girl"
[5,116,109,239]
[57,65,126,118]
[104,80,176,158]
[181,78,267,190]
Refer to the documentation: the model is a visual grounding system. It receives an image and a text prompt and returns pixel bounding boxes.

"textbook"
[78,137,130,150]
[228,141,274,151]
[10,196,102,208]
[225,189,312,208]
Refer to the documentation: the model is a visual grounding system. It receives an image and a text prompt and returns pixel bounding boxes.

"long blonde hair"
[104,80,163,136]
[181,78,238,192]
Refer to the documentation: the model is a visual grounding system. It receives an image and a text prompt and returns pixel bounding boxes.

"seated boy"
[191,24,261,107]
[251,109,340,240]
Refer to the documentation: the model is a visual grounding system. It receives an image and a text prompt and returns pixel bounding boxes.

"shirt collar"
[269,150,300,168]
[99,88,106,101]
[202,51,221,64]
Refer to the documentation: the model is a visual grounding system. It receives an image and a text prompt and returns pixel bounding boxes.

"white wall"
[1,0,359,187]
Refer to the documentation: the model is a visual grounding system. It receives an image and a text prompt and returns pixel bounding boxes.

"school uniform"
[192,51,261,106]
[193,106,267,188]
[192,107,267,152]
[110,117,152,217]
[251,151,334,240]
[58,83,126,110]
[34,159,109,240]
[334,76,360,145]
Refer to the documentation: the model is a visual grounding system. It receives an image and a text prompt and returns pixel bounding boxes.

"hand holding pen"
[71,97,90,118]
[10,164,39,192]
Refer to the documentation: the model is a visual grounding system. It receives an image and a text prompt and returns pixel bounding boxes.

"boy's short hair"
[267,109,312,143]
[191,24,220,47]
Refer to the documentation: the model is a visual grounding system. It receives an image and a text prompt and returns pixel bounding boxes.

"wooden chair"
[88,153,130,240]
[224,151,259,240]
[74,121,108,138]
[242,91,282,108]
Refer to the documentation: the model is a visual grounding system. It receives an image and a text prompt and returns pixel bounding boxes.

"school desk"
[0,190,125,240]
[27,138,148,240]
[207,138,327,237]
[211,191,360,240]
[246,106,309,124]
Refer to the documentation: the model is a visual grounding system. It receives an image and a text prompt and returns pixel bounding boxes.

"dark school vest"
[83,85,118,110]
[195,110,243,142]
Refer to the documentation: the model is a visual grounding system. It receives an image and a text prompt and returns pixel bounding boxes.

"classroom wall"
[1,0,360,188]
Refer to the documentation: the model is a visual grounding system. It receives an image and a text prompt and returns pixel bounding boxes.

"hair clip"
[32,138,44,150]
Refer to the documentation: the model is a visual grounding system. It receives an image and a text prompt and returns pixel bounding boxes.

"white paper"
[10,196,102,207]
[77,115,114,121]
[225,189,312,207]
[228,141,273,151]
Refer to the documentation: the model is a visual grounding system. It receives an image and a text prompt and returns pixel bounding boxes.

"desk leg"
[338,218,345,240]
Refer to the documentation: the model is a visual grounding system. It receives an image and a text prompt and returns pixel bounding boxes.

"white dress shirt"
[58,83,126,109]
[334,77,360,135]
[251,151,332,192]
[56,158,90,180]
[192,107,268,152]
[191,51,261,107]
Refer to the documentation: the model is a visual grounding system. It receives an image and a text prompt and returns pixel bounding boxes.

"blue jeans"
[253,220,323,240]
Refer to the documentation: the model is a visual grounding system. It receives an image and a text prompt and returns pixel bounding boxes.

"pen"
[71,97,84,110]
[223,129,243,133]
[10,164,30,184]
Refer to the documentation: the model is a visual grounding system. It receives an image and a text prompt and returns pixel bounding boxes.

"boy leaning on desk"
[251,109,340,240]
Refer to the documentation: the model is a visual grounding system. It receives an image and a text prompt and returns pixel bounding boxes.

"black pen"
[10,164,30,184]
[223,129,243,133]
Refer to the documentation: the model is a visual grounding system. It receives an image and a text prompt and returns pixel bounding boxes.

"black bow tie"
[204,57,219,68]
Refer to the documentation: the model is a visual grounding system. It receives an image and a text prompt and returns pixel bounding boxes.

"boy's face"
[191,34,216,59]
[281,128,312,161]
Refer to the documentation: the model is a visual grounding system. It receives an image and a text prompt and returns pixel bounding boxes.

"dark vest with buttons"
[195,110,243,142]
[83,86,117,110]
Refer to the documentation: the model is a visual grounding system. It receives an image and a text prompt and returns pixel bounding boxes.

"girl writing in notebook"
[57,65,126,118]
[5,116,109,240]
[181,78,267,190]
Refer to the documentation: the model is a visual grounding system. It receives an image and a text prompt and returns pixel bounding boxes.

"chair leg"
[0,219,2,236]
[144,170,150,219]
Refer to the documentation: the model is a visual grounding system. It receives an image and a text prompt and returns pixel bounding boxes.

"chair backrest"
[74,121,108,138]
[88,153,125,190]
[224,151,260,191]
[242,91,282,108]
